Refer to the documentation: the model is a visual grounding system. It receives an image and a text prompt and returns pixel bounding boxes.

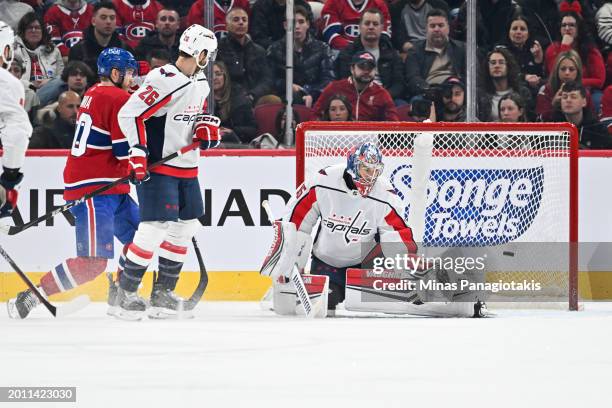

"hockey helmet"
[97,47,138,79]
[179,24,217,69]
[0,21,15,66]
[346,142,384,196]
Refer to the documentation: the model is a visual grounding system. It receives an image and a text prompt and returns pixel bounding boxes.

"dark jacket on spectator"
[403,38,466,99]
[69,27,133,78]
[477,85,534,122]
[134,30,180,62]
[536,82,594,122]
[313,77,399,121]
[390,0,449,51]
[335,37,404,99]
[552,108,612,149]
[249,0,312,50]
[502,40,545,78]
[214,84,258,144]
[29,112,75,148]
[216,34,273,103]
[267,33,334,102]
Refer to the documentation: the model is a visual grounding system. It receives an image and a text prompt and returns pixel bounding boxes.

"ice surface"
[1,302,612,408]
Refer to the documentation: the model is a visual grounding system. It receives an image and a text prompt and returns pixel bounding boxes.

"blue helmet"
[346,142,384,196]
[97,47,138,79]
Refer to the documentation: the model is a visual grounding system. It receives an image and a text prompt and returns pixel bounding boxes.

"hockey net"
[296,122,579,310]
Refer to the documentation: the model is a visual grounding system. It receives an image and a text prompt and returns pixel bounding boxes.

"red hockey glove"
[193,115,221,150]
[137,60,150,77]
[128,145,149,184]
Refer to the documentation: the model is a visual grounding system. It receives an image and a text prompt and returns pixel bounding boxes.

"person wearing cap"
[313,50,399,121]
[334,8,404,101]
[403,8,465,101]
[439,75,466,122]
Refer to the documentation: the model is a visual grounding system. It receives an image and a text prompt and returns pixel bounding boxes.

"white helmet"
[179,24,217,69]
[0,21,15,67]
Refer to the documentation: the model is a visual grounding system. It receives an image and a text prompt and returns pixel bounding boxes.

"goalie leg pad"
[261,221,298,279]
[272,274,329,318]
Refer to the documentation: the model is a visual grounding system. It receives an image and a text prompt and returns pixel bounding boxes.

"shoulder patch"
[318,168,328,175]
[159,68,175,77]
[387,189,398,196]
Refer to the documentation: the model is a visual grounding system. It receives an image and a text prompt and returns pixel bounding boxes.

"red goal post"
[295,122,579,310]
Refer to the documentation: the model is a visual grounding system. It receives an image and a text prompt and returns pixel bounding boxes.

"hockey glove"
[128,145,149,184]
[0,168,23,218]
[193,115,221,150]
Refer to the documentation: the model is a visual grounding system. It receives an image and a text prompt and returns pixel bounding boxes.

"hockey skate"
[7,288,41,319]
[149,285,192,319]
[113,287,147,321]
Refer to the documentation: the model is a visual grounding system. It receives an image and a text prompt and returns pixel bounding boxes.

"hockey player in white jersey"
[114,24,220,320]
[261,142,485,317]
[0,21,32,219]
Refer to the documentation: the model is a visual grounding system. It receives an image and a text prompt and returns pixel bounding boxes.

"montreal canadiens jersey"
[186,0,251,39]
[114,0,163,49]
[118,64,210,178]
[0,68,31,169]
[44,2,94,56]
[63,84,131,201]
[284,164,416,268]
[321,0,391,50]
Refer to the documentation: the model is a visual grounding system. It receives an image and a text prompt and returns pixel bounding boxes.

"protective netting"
[298,123,577,303]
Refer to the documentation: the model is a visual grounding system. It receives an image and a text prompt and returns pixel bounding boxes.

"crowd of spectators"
[2,0,612,149]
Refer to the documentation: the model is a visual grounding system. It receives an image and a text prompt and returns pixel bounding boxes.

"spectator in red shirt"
[186,0,250,39]
[44,0,93,57]
[544,9,605,109]
[313,51,399,121]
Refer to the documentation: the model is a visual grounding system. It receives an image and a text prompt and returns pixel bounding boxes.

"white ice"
[1,302,612,408]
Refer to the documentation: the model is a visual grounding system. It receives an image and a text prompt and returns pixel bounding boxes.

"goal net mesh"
[297,123,577,305]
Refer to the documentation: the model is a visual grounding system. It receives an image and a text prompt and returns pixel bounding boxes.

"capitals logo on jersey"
[322,210,373,244]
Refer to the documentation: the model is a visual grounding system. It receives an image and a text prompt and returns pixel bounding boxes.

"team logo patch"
[322,210,373,244]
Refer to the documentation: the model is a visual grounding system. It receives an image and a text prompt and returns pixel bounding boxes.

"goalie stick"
[261,200,316,318]
[0,245,89,317]
[0,140,201,236]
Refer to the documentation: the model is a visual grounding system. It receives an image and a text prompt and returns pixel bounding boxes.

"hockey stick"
[183,236,208,311]
[1,140,201,236]
[0,244,89,317]
[261,200,315,318]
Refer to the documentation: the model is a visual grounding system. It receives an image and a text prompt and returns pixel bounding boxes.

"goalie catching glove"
[193,115,221,150]
[0,168,23,218]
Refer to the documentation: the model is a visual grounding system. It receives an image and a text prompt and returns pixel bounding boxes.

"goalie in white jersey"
[262,142,485,317]
[0,21,31,219]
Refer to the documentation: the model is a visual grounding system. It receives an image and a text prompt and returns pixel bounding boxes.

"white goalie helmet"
[179,24,217,69]
[0,21,15,67]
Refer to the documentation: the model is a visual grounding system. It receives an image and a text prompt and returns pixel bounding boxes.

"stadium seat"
[396,104,412,122]
[254,103,313,136]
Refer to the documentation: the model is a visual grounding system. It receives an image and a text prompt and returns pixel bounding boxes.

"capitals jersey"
[44,2,94,56]
[186,0,251,39]
[0,68,31,169]
[321,0,391,50]
[63,84,132,201]
[284,164,416,268]
[114,0,163,49]
[118,64,210,178]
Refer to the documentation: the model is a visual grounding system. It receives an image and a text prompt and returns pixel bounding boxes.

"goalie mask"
[179,24,217,69]
[346,142,384,197]
[0,21,15,68]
